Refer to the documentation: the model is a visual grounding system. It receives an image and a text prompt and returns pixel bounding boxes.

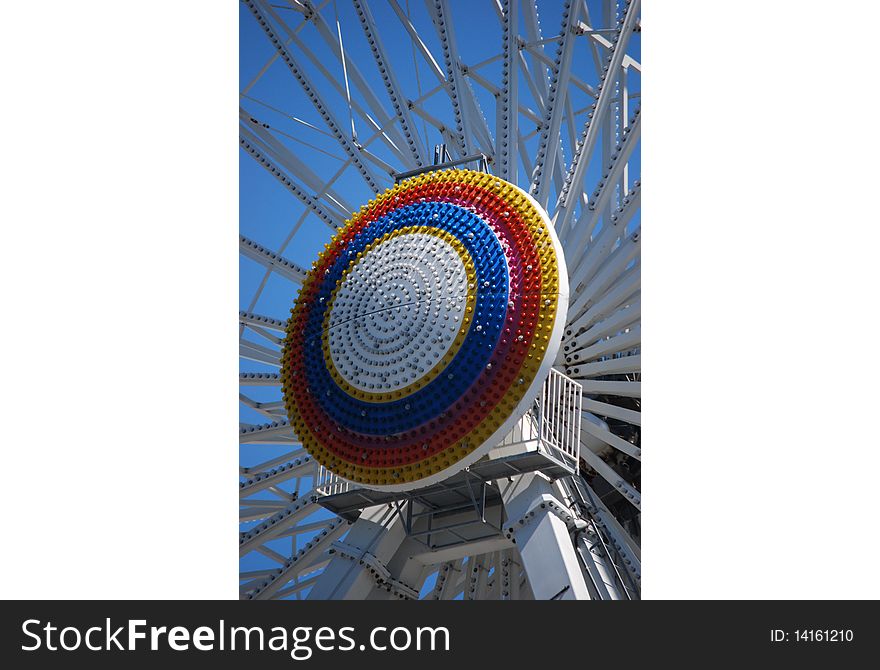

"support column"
[307,504,407,600]
[369,536,433,600]
[498,473,590,600]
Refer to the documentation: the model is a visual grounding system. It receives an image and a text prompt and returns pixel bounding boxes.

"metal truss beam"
[241,449,307,477]
[582,398,640,427]
[575,527,627,599]
[239,105,355,216]
[573,478,641,580]
[308,505,406,600]
[520,0,551,105]
[239,420,297,444]
[499,474,590,600]
[239,311,287,332]
[353,0,427,167]
[575,20,641,72]
[239,493,321,556]
[566,295,638,349]
[240,125,343,230]
[530,0,580,207]
[241,504,292,523]
[244,0,382,191]
[520,42,597,98]
[272,574,322,600]
[567,325,640,365]
[240,372,282,386]
[297,0,417,170]
[238,455,314,497]
[429,559,462,600]
[566,182,640,289]
[567,110,640,259]
[239,234,307,284]
[242,324,283,347]
[388,0,446,84]
[578,379,640,398]
[425,0,493,157]
[555,0,640,233]
[580,447,640,511]
[568,238,641,318]
[568,353,640,379]
[240,393,288,420]
[240,340,281,367]
[247,519,348,600]
[579,413,640,460]
[496,0,518,182]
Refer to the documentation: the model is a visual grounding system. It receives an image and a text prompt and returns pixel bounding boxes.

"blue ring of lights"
[301,201,509,436]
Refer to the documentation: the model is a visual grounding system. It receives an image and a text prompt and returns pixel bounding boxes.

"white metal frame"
[240,0,641,600]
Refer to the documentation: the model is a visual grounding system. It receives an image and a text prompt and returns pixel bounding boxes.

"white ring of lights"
[327,233,470,393]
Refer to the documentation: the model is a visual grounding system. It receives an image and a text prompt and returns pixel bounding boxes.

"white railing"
[493,367,582,474]
[315,464,352,496]
[496,407,540,447]
[537,367,583,471]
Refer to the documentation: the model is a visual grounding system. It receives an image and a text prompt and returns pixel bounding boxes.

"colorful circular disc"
[281,169,568,491]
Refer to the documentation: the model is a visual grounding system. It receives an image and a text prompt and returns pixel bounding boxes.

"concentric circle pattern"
[281,169,568,491]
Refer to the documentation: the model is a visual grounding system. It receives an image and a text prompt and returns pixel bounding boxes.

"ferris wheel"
[240,0,640,600]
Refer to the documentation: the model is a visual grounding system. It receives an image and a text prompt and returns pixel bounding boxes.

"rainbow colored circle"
[281,169,568,491]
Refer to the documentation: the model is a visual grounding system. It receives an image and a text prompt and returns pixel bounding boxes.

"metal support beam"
[353,0,427,167]
[238,419,291,441]
[240,125,343,230]
[239,104,356,213]
[566,110,641,259]
[579,447,641,511]
[555,0,641,233]
[496,0,519,181]
[566,297,640,352]
[240,372,282,386]
[530,0,580,206]
[308,504,407,600]
[239,234,307,284]
[248,519,348,599]
[239,493,320,556]
[498,474,590,600]
[568,353,640,379]
[239,311,287,332]
[240,339,281,367]
[425,0,487,157]
[239,455,315,497]
[244,0,382,191]
[297,0,416,169]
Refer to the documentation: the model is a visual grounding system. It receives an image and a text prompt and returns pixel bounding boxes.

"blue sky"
[239,0,640,595]
[240,0,640,338]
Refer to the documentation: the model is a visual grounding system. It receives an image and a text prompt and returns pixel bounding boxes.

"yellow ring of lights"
[282,169,564,488]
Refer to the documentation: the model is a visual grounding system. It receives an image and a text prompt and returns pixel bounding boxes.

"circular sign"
[281,169,568,491]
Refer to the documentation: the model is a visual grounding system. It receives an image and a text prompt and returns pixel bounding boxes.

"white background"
[1,1,878,599]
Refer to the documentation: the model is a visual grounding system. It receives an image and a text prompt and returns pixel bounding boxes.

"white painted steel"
[241,0,641,600]
[327,233,469,391]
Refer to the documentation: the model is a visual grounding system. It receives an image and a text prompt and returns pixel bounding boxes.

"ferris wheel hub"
[281,169,568,492]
